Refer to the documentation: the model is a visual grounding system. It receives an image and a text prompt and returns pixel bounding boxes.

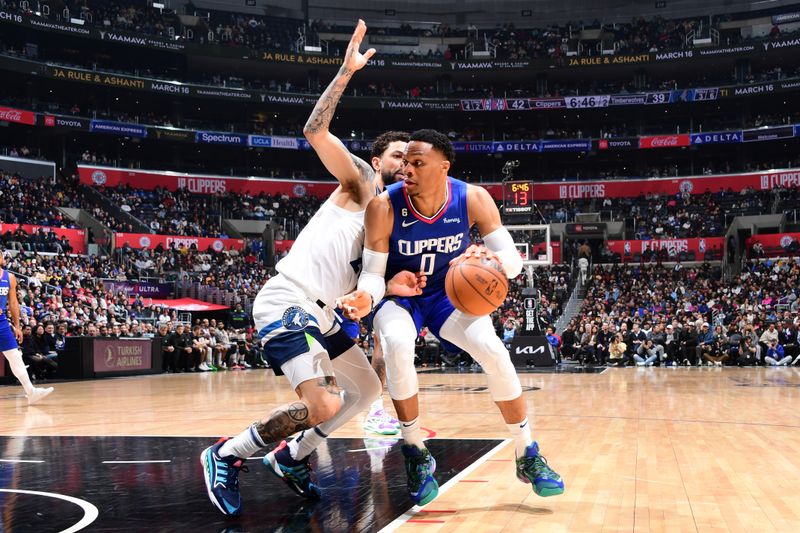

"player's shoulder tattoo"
[350,155,374,182]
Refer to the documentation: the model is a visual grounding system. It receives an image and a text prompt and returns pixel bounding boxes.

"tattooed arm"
[304,19,376,194]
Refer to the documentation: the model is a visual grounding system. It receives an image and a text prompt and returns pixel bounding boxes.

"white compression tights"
[375,302,522,402]
[3,348,34,395]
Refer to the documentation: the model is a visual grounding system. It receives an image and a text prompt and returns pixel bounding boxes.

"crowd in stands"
[13,0,768,60]
[561,260,800,367]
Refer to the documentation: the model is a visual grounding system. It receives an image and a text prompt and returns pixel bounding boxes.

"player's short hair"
[409,129,455,164]
[371,131,410,159]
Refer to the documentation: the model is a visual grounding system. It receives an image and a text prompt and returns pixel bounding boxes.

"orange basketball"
[445,255,509,316]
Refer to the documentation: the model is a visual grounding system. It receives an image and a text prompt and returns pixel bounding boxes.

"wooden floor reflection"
[2,366,800,532]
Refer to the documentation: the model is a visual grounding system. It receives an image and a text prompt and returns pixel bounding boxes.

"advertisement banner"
[690,131,742,145]
[607,237,724,260]
[102,280,173,298]
[0,224,86,253]
[0,105,36,125]
[90,120,148,138]
[93,338,152,373]
[531,168,800,200]
[195,131,248,145]
[43,115,89,130]
[274,240,295,254]
[639,134,691,149]
[248,135,272,148]
[742,125,795,143]
[597,138,637,150]
[150,127,195,142]
[540,140,591,152]
[79,165,339,198]
[745,233,800,254]
[114,233,245,252]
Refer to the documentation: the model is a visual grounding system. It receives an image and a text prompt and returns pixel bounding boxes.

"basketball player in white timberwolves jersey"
[201,20,418,516]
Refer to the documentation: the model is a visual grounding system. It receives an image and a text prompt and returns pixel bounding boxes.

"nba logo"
[524,298,535,309]
[624,241,631,254]
[699,239,706,253]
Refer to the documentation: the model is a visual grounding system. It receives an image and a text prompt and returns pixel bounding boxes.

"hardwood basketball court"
[1,366,799,532]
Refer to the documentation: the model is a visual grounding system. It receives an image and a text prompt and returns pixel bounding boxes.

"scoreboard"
[503,180,534,218]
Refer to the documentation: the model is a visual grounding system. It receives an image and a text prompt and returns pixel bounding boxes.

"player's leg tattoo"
[255,402,312,443]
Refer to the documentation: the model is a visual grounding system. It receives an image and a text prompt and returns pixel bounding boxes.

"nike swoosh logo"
[402,422,415,427]
[401,220,418,228]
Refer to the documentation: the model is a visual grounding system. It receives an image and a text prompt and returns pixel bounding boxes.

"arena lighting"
[70,18,85,25]
[152,2,165,8]
[304,45,322,52]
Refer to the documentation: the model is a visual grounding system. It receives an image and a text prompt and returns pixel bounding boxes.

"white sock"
[506,417,533,457]
[369,397,384,415]
[4,349,35,395]
[289,427,328,461]
[400,417,425,449]
[219,424,266,459]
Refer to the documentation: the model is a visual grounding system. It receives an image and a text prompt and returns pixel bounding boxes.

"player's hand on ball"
[343,19,376,72]
[450,245,502,267]
[387,270,426,297]
[336,290,372,320]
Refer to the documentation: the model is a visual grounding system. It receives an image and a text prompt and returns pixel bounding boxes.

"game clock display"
[504,181,534,216]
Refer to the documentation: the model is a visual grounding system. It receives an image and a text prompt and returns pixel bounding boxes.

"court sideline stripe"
[101,460,171,464]
[377,438,511,533]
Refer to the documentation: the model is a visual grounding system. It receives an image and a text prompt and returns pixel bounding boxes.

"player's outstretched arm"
[304,19,376,191]
[464,185,523,279]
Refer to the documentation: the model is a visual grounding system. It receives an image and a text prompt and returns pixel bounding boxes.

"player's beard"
[382,167,405,184]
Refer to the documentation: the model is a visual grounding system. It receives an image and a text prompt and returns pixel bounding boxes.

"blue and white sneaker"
[401,444,439,505]
[201,438,248,516]
[264,440,321,500]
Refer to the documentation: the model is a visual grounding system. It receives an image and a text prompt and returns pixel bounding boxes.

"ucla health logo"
[91,170,107,185]
[282,306,309,331]
[679,180,694,194]
[138,236,151,248]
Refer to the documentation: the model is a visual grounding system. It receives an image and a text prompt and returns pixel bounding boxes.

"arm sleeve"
[482,227,523,279]
[356,248,389,306]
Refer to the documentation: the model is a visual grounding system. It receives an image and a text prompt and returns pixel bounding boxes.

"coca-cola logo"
[651,136,680,146]
[0,109,23,122]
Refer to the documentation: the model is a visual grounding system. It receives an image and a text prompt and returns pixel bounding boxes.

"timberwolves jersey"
[275,199,365,308]
[385,177,470,295]
[0,270,18,351]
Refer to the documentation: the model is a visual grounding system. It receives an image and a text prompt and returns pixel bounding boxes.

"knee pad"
[440,312,522,402]
[374,303,419,401]
[333,344,382,410]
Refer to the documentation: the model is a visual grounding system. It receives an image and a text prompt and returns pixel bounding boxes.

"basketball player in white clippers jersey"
[340,130,564,505]
[0,251,53,405]
[201,20,419,516]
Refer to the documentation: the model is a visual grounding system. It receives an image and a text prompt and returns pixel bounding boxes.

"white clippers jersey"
[275,199,365,308]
